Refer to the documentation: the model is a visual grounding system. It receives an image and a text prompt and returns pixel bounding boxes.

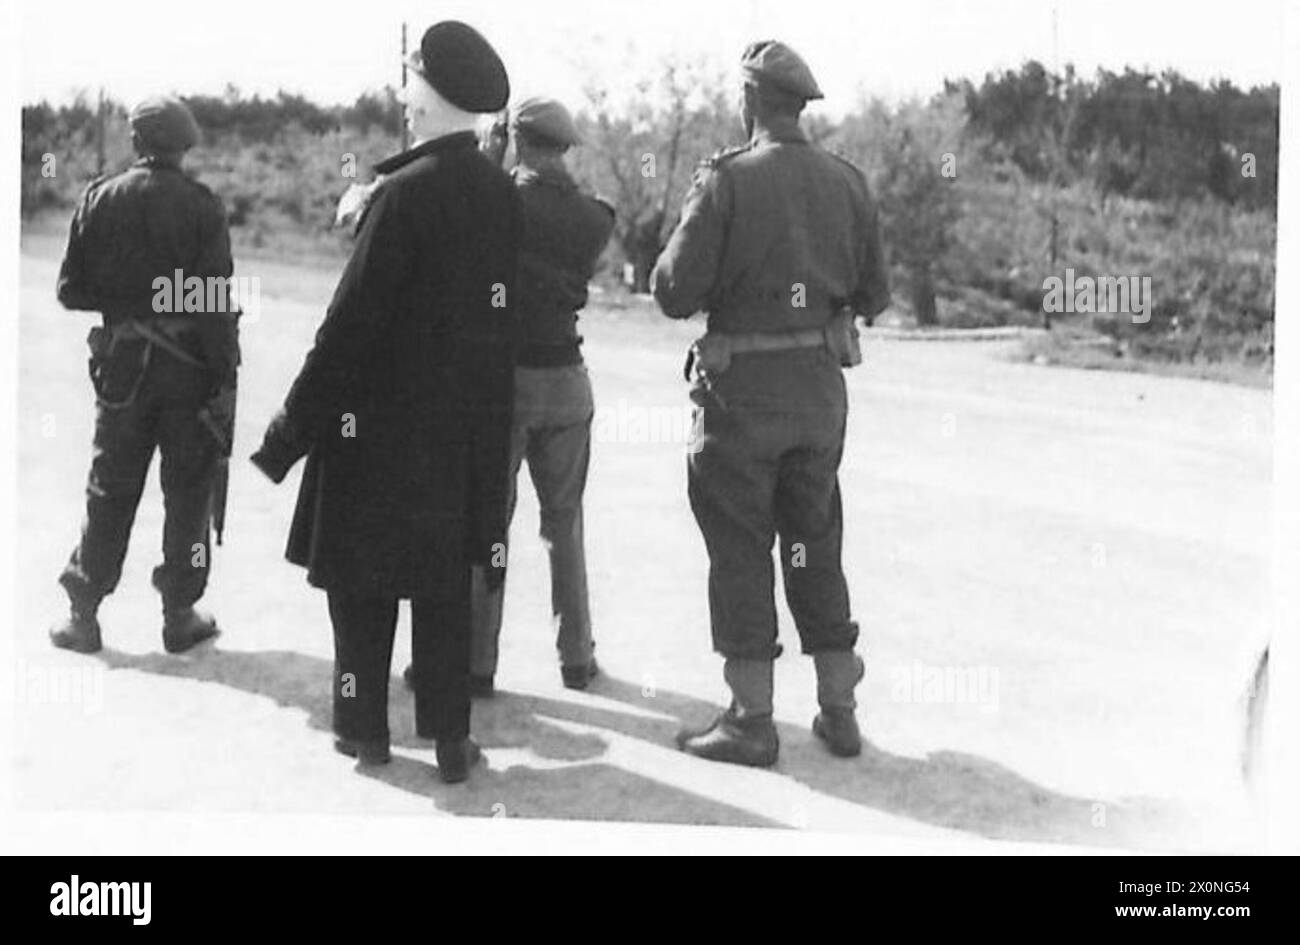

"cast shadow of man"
[94,646,1187,846]
[480,675,1191,849]
[92,645,776,828]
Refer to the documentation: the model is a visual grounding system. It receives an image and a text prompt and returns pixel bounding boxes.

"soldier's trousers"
[328,571,472,745]
[60,339,218,615]
[471,364,595,676]
[687,348,858,661]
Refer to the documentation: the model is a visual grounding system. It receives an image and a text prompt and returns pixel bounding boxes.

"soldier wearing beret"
[50,95,237,656]
[251,21,518,784]
[467,97,615,695]
[652,41,890,767]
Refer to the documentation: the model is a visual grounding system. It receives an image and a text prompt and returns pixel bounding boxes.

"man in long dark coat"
[251,21,519,783]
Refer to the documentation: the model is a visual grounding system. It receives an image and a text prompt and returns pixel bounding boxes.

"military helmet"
[129,96,201,153]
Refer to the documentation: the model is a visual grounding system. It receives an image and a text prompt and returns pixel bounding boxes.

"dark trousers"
[328,573,472,745]
[60,339,217,615]
[687,348,858,660]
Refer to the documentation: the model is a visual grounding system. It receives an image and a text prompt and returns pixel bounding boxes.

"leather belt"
[722,327,829,354]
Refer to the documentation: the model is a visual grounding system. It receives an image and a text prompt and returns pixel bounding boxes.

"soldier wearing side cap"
[652,41,890,767]
[251,21,518,784]
[467,97,614,695]
[49,96,238,656]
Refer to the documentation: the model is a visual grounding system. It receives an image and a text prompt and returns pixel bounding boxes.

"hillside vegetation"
[22,63,1277,382]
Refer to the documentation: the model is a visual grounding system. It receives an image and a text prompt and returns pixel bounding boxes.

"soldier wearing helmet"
[51,95,237,657]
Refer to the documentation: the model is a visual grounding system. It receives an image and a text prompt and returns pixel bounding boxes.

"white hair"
[405,74,480,143]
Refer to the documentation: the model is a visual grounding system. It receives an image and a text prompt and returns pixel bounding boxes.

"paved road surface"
[11,238,1272,850]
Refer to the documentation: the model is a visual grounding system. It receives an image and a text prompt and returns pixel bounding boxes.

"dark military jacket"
[57,155,232,316]
[56,155,237,377]
[511,162,615,367]
[651,124,889,333]
[252,132,521,598]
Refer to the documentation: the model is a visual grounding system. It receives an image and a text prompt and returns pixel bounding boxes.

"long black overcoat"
[254,132,520,599]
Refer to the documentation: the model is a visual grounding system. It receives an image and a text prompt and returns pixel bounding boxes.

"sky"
[16,0,1289,115]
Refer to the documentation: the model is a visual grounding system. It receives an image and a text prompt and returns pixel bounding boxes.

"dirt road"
[11,237,1272,850]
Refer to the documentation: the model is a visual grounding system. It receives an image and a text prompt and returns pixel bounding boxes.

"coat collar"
[134,153,184,170]
[512,161,576,189]
[751,122,808,147]
[374,130,478,175]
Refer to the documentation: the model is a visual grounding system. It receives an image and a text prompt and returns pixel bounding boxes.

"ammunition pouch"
[87,325,151,408]
[683,333,735,382]
[825,308,863,368]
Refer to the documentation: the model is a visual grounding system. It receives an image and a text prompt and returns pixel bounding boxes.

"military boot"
[436,737,483,784]
[676,658,778,767]
[162,606,220,654]
[561,658,599,691]
[812,651,865,757]
[49,603,103,654]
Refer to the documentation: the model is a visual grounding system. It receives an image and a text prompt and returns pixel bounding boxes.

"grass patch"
[1014,324,1272,388]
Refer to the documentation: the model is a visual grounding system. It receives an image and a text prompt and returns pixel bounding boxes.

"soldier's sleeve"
[651,161,732,320]
[55,186,97,311]
[851,181,891,322]
[193,187,234,282]
[190,188,239,382]
[274,181,412,456]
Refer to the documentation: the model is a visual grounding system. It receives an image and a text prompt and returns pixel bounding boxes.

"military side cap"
[129,96,201,153]
[740,40,823,100]
[406,21,509,114]
[510,97,581,147]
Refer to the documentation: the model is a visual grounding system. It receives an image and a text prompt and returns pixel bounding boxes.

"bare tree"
[571,57,737,292]
[840,96,964,327]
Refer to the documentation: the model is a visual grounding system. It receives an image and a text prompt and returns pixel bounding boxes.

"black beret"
[407,21,510,114]
[129,96,201,153]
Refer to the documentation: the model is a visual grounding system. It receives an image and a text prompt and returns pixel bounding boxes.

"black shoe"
[561,659,599,691]
[812,709,862,757]
[676,709,778,767]
[334,737,392,765]
[162,607,220,654]
[404,664,495,699]
[49,612,102,654]
[436,737,483,784]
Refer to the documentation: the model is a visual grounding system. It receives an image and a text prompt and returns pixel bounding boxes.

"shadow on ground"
[95,646,1187,846]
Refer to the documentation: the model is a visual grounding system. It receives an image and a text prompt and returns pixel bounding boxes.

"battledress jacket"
[252,132,522,599]
[56,155,239,379]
